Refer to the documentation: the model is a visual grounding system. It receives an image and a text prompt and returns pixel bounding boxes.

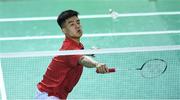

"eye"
[70,23,74,26]
[77,21,80,25]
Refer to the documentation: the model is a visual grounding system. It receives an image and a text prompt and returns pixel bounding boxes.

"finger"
[98,66,106,74]
[105,67,109,73]
[96,67,103,74]
[101,64,109,73]
[101,66,107,73]
[98,67,104,74]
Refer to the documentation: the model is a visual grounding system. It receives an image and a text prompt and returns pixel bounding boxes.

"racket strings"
[141,59,167,78]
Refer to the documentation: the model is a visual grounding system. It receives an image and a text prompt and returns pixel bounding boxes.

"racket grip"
[109,68,116,72]
[96,68,116,73]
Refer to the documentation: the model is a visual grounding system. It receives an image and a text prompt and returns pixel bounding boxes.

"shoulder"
[61,42,72,50]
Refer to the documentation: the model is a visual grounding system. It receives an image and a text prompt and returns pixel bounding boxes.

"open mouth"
[77,30,82,33]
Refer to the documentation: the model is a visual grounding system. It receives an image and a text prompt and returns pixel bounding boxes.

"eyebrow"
[67,21,74,24]
[67,19,80,24]
[77,19,80,22]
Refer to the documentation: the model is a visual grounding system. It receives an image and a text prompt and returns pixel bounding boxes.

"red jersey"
[37,37,84,99]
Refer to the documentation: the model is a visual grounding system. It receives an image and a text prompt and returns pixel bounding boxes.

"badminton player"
[35,10,110,100]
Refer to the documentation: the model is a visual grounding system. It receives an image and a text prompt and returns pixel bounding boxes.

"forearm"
[79,56,98,68]
[79,56,110,73]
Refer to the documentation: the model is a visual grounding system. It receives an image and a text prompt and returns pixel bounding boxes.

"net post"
[0,59,7,100]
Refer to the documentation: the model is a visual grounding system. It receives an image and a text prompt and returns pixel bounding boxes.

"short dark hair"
[57,10,79,28]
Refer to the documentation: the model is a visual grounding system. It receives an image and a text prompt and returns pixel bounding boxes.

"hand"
[96,63,109,74]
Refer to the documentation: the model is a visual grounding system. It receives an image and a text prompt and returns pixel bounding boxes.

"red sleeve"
[66,55,83,67]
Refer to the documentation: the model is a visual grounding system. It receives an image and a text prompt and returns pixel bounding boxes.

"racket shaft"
[96,68,139,73]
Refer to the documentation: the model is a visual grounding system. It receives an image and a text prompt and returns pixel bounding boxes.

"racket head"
[140,59,167,78]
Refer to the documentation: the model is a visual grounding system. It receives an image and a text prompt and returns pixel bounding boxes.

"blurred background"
[0,0,180,99]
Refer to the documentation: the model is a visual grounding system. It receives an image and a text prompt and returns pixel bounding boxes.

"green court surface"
[0,0,180,99]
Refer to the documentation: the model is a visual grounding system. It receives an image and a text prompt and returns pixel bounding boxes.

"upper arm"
[67,55,84,67]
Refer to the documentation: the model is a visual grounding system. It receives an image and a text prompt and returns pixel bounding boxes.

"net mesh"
[0,47,180,99]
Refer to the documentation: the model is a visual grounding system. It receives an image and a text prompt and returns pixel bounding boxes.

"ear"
[62,28,66,34]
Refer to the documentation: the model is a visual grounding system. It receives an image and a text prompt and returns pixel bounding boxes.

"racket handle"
[109,68,116,72]
[96,68,116,73]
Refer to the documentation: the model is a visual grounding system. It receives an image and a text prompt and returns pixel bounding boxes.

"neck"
[66,36,80,43]
[72,38,80,43]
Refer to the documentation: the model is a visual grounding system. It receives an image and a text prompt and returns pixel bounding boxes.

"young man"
[35,10,110,100]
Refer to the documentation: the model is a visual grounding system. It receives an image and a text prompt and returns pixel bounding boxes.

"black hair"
[57,10,79,29]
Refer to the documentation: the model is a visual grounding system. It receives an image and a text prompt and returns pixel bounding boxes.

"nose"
[75,23,80,28]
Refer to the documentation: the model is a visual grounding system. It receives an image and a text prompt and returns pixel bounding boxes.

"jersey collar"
[65,37,84,49]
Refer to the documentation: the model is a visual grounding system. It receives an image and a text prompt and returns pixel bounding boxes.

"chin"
[76,35,82,39]
[73,34,82,39]
[78,32,83,37]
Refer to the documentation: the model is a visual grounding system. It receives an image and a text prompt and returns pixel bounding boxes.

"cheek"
[67,29,76,36]
[69,28,77,34]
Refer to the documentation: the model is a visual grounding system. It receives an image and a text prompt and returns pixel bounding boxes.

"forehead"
[65,16,79,24]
